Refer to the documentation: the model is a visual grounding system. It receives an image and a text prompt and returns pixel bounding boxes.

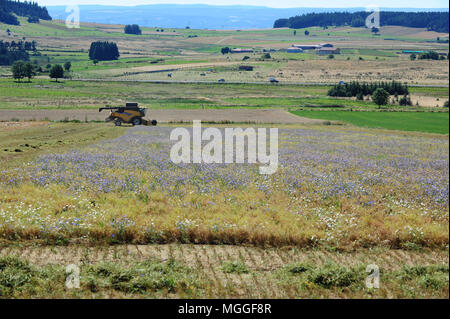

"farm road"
[0,109,323,124]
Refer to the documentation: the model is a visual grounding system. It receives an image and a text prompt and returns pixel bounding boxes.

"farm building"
[239,65,254,71]
[287,47,304,53]
[316,47,341,55]
[231,48,254,54]
[293,44,320,50]
[402,50,425,54]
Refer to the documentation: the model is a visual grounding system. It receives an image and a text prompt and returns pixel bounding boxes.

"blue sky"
[36,0,449,9]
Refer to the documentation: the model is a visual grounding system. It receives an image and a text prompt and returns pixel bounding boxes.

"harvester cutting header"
[99,102,157,126]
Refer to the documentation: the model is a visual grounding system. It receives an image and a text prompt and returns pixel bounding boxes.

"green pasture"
[291,110,449,134]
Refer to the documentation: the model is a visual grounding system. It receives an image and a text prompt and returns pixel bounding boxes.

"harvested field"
[82,62,240,79]
[0,245,447,298]
[0,121,47,131]
[280,59,449,85]
[0,109,323,124]
[111,59,449,85]
[1,245,446,271]
[410,95,449,107]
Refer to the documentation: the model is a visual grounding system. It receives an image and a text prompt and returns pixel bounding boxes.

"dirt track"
[0,109,323,124]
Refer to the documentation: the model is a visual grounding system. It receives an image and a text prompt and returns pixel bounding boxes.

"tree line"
[89,41,120,61]
[274,11,449,33]
[418,51,448,60]
[12,61,71,82]
[328,81,409,98]
[0,40,36,65]
[0,0,52,25]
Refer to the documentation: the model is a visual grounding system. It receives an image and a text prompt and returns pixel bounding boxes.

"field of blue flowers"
[0,125,448,248]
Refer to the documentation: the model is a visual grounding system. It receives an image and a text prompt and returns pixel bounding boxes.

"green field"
[291,110,449,134]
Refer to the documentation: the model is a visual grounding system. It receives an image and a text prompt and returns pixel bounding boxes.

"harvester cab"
[99,102,157,126]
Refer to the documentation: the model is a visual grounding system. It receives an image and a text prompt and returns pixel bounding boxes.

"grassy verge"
[290,110,449,134]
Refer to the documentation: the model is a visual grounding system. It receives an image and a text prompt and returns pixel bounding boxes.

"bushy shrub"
[221,261,250,274]
[307,264,364,288]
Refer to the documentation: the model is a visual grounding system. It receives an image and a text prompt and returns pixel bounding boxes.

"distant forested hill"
[0,0,52,25]
[46,5,448,30]
[274,11,449,33]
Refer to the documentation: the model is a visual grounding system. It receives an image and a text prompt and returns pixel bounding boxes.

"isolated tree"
[328,54,334,59]
[410,53,416,61]
[304,30,310,36]
[49,64,64,82]
[24,62,35,81]
[64,61,71,71]
[372,88,390,106]
[11,60,25,81]
[371,27,380,33]
[93,59,98,65]
[293,30,297,36]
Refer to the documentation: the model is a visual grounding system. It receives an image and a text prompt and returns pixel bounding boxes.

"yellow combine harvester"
[99,103,157,126]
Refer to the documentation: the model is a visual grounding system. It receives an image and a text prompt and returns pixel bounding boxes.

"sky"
[35,0,449,9]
